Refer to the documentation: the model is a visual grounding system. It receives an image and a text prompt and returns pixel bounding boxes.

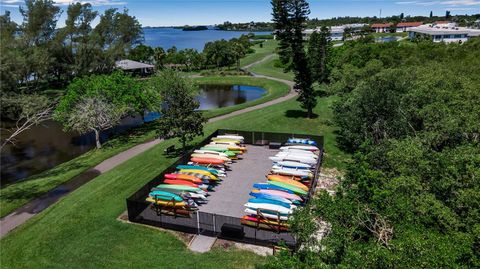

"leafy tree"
[400,12,404,20]
[153,47,166,69]
[203,39,235,69]
[151,70,206,151]
[0,11,25,93]
[61,97,127,149]
[308,27,332,84]
[430,11,433,18]
[230,39,247,71]
[55,71,159,125]
[129,44,154,63]
[445,10,451,20]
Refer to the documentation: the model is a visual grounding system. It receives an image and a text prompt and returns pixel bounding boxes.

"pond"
[0,84,266,185]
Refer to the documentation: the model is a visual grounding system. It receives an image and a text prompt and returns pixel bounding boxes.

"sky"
[1,0,479,27]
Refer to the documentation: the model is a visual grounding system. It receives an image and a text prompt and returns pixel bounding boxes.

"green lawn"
[0,76,289,218]
[240,40,278,67]
[0,93,348,268]
[195,76,290,119]
[246,54,294,81]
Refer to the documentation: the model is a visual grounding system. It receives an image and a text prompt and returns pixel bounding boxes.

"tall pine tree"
[308,26,331,85]
[272,0,317,118]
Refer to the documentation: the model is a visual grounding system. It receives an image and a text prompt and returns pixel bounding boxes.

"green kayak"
[200,147,239,156]
[268,181,308,196]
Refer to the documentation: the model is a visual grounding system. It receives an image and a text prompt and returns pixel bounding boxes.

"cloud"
[0,0,126,6]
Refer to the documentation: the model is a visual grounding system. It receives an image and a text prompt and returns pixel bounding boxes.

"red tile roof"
[397,22,423,27]
[371,23,393,28]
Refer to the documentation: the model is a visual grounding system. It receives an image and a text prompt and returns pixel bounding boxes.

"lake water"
[143,28,271,51]
[0,85,266,185]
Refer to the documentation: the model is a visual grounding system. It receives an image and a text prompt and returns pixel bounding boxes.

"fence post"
[213,214,216,234]
[196,212,200,235]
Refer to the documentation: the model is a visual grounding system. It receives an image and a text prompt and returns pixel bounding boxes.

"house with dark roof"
[396,22,423,32]
[371,23,393,33]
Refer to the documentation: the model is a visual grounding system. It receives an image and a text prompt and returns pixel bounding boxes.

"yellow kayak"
[179,169,218,179]
[190,153,231,162]
[211,138,242,144]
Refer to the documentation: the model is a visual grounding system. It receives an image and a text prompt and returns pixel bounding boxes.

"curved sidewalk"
[0,54,297,238]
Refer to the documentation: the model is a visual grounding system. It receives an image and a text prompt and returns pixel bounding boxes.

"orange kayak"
[165,173,202,183]
[191,157,224,165]
[267,174,309,192]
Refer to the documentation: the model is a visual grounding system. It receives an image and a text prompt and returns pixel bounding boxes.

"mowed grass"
[0,76,287,218]
[240,40,278,67]
[0,92,348,268]
[247,54,294,81]
[0,138,264,269]
[195,76,290,119]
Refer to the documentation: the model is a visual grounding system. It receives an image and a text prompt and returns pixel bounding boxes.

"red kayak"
[190,157,224,165]
[164,173,203,183]
[163,179,199,188]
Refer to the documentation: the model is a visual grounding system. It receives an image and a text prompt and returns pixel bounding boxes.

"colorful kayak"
[249,191,293,204]
[216,135,244,141]
[149,190,183,202]
[268,181,308,196]
[164,173,203,183]
[191,157,225,165]
[271,167,313,178]
[248,198,292,209]
[176,165,223,176]
[269,155,317,165]
[275,161,314,169]
[146,196,186,207]
[194,150,229,158]
[241,216,289,231]
[252,189,303,202]
[244,202,293,215]
[280,145,319,152]
[178,171,217,181]
[277,150,318,159]
[163,179,199,188]
[201,146,241,155]
[211,138,242,144]
[287,138,317,146]
[178,169,217,179]
[244,208,289,220]
[252,183,294,194]
[191,153,231,161]
[156,184,203,193]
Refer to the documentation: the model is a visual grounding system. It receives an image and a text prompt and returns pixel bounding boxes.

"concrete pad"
[199,145,277,218]
[189,235,217,253]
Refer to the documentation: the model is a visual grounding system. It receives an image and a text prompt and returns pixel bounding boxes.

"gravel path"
[0,54,297,238]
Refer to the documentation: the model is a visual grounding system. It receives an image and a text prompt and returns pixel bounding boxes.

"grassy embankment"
[239,39,278,67]
[0,77,287,218]
[0,92,348,268]
[248,54,294,81]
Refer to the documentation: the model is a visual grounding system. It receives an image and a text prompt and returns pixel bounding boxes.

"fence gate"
[197,212,216,236]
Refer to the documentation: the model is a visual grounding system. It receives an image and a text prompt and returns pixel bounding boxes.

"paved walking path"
[0,54,297,238]
[188,235,217,253]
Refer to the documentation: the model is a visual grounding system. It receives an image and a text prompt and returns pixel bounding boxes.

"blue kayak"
[287,138,317,146]
[149,190,183,202]
[253,183,294,194]
[248,198,292,209]
[249,192,292,204]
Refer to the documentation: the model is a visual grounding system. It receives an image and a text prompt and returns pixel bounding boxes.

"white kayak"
[272,164,311,172]
[280,145,319,152]
[187,193,208,200]
[275,161,314,169]
[271,167,313,178]
[216,135,244,141]
[244,208,289,220]
[277,150,318,159]
[269,155,317,165]
[194,150,229,158]
[244,202,293,215]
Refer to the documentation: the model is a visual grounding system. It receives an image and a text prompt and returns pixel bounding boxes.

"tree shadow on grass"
[284,110,319,119]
